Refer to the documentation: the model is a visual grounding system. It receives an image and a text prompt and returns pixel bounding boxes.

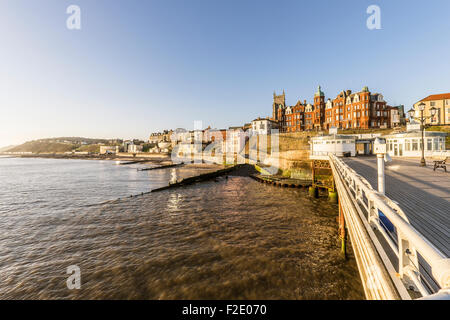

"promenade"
[343,157,450,257]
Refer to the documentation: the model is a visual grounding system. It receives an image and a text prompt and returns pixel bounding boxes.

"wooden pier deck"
[343,157,450,257]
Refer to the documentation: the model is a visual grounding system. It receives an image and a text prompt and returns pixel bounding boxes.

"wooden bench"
[432,156,447,172]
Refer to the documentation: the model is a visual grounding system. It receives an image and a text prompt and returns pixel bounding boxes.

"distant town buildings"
[223,126,248,156]
[413,93,450,125]
[99,146,118,154]
[273,86,391,132]
[388,105,406,128]
[149,130,173,144]
[122,140,143,153]
[145,87,448,162]
[251,117,279,135]
[128,144,143,153]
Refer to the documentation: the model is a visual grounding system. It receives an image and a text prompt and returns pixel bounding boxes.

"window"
[405,140,410,151]
[427,139,432,151]
[412,139,418,151]
[430,102,435,106]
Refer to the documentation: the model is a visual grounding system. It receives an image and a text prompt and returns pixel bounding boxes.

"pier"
[343,157,449,257]
[329,155,450,300]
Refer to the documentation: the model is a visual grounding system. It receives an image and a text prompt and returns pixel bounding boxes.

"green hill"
[0,145,16,152]
[8,141,78,153]
[6,137,121,154]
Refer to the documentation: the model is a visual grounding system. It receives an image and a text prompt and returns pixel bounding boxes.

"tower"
[313,85,326,130]
[272,90,286,121]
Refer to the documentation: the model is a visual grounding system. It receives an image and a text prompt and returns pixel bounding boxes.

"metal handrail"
[329,154,450,297]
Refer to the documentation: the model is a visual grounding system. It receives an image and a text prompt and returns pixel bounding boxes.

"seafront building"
[309,128,447,159]
[383,131,447,157]
[273,86,391,132]
[388,105,406,128]
[251,117,279,135]
[310,134,356,159]
[413,93,450,125]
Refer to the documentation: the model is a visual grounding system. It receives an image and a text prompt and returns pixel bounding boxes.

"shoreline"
[0,153,171,162]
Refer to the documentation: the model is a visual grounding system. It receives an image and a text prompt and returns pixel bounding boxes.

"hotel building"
[273,86,390,132]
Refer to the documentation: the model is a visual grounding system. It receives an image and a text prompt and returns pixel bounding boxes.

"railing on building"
[329,154,450,300]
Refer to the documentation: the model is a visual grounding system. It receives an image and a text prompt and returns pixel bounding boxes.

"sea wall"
[260,132,315,179]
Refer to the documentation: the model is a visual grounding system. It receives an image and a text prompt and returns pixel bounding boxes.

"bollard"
[328,191,338,203]
[308,186,318,198]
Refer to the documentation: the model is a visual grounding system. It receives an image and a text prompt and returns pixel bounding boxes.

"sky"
[1,0,450,147]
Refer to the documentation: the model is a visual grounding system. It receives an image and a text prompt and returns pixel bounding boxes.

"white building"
[223,127,248,156]
[251,117,279,135]
[382,131,447,157]
[128,144,143,153]
[310,134,356,159]
[99,146,118,154]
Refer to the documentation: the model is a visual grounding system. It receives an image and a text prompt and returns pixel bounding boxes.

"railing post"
[374,137,387,195]
[397,232,427,295]
[368,198,378,229]
[377,154,385,195]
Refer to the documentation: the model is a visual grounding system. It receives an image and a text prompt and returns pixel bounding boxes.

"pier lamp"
[409,102,437,167]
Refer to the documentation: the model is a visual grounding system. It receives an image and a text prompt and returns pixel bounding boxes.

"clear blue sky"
[1,0,450,147]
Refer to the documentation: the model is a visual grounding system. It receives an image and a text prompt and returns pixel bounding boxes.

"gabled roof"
[419,93,450,102]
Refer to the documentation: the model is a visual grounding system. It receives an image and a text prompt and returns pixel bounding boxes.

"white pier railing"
[329,154,450,300]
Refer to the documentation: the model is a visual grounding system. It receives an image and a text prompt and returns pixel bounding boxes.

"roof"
[418,93,450,102]
[252,117,278,123]
[311,134,355,141]
[383,131,447,139]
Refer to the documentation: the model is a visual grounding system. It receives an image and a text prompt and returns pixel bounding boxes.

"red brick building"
[273,86,390,132]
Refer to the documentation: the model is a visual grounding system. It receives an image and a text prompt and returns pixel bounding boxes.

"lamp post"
[408,103,437,167]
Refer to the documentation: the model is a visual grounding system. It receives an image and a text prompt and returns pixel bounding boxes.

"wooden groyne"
[151,165,239,192]
[250,174,312,188]
[119,159,153,165]
[137,163,184,171]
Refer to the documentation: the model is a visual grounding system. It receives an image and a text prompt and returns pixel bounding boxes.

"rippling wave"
[0,158,364,299]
